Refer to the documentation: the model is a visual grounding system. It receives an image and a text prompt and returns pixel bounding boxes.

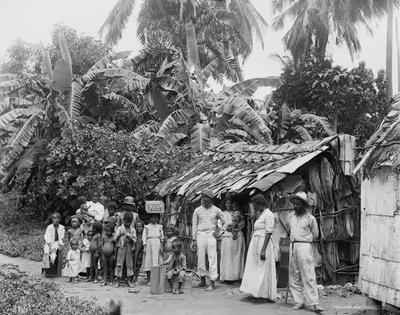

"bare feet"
[172,289,179,294]
[100,281,107,286]
[179,289,184,294]
[85,278,93,282]
[314,305,324,313]
[196,277,207,288]
[205,281,215,291]
[292,304,305,310]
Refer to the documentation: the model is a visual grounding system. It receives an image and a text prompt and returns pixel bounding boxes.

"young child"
[104,201,118,227]
[133,220,145,284]
[63,238,82,282]
[76,196,94,235]
[143,213,164,285]
[87,221,102,283]
[163,240,187,294]
[115,212,137,287]
[101,222,116,286]
[81,230,92,279]
[67,215,83,246]
[163,224,178,261]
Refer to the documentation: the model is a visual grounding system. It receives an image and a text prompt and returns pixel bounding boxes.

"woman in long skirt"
[220,200,245,282]
[42,212,65,278]
[240,194,277,300]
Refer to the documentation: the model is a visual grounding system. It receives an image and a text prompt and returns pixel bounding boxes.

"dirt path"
[0,253,366,315]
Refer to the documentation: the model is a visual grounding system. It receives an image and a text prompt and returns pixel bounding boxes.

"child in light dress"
[143,213,164,285]
[63,238,82,282]
[81,230,92,279]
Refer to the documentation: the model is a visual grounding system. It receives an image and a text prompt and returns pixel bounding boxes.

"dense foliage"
[273,57,390,145]
[21,125,193,218]
[0,265,108,315]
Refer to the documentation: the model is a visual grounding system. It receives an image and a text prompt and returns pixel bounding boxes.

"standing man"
[87,192,105,222]
[191,189,225,291]
[288,191,323,313]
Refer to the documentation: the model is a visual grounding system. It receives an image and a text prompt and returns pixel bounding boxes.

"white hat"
[289,191,310,207]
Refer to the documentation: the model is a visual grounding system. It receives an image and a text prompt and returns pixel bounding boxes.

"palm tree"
[99,0,268,82]
[272,0,399,65]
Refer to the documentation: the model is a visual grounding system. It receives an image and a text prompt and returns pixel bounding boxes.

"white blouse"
[253,209,275,237]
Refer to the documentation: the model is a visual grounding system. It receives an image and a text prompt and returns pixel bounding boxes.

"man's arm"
[192,208,199,239]
[310,216,319,240]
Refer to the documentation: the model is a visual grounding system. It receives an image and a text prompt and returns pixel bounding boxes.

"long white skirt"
[239,235,277,299]
[143,238,162,271]
[220,231,245,281]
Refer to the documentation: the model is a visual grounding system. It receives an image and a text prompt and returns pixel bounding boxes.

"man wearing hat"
[191,188,225,291]
[288,191,323,313]
[117,196,139,227]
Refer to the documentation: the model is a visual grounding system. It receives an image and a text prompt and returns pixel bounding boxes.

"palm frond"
[201,59,219,83]
[190,123,211,152]
[0,108,34,129]
[277,103,291,141]
[102,92,140,114]
[99,0,136,46]
[63,80,83,122]
[0,79,31,96]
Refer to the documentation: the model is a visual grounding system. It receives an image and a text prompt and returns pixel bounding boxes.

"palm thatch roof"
[156,135,338,201]
[355,96,400,176]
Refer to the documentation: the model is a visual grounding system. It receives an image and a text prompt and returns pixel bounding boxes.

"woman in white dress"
[240,194,277,300]
[220,200,245,282]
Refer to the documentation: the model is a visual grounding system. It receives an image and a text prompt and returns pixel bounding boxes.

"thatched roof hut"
[354,98,400,307]
[157,135,360,284]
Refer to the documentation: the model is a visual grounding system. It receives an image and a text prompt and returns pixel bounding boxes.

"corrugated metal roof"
[156,136,337,201]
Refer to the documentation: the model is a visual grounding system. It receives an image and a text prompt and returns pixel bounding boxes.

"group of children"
[60,197,187,293]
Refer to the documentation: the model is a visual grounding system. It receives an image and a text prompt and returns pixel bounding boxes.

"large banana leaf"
[148,82,170,121]
[220,76,281,98]
[201,60,219,83]
[102,92,140,114]
[41,48,53,80]
[103,68,148,83]
[300,113,335,136]
[81,69,106,82]
[59,31,72,69]
[155,132,187,155]
[0,74,18,83]
[156,58,178,77]
[277,103,291,141]
[13,139,46,171]
[87,51,132,73]
[4,111,44,169]
[185,21,203,87]
[0,79,30,95]
[53,59,73,93]
[190,123,211,152]
[157,108,193,138]
[63,80,83,122]
[132,120,159,141]
[0,108,35,129]
[293,125,312,141]
[157,77,186,94]
[7,97,33,107]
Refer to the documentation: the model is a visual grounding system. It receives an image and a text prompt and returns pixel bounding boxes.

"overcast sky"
[0,0,398,94]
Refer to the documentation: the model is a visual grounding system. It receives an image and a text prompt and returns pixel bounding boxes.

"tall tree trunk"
[396,18,400,92]
[387,0,394,97]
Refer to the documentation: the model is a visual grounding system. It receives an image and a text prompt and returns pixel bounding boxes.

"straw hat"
[123,196,136,206]
[201,188,215,199]
[289,191,310,207]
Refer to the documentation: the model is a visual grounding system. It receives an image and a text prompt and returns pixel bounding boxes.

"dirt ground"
[1,253,367,315]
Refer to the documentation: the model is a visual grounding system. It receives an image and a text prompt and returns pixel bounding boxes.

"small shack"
[354,105,400,308]
[156,135,360,284]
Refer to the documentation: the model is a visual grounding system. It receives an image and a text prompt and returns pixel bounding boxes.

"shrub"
[0,264,108,315]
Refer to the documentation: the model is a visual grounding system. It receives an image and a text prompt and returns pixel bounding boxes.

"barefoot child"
[163,240,187,294]
[67,215,83,247]
[87,221,102,283]
[133,220,145,284]
[101,222,116,286]
[81,230,92,279]
[104,202,118,227]
[163,224,178,261]
[143,213,164,285]
[115,212,137,287]
[63,238,81,282]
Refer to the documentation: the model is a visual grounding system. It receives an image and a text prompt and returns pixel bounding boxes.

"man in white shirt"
[86,192,105,222]
[288,191,323,313]
[191,189,225,291]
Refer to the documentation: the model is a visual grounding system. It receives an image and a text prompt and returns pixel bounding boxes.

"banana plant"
[0,32,84,187]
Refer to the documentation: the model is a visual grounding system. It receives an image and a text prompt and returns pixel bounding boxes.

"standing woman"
[220,200,245,282]
[42,212,65,278]
[240,194,277,300]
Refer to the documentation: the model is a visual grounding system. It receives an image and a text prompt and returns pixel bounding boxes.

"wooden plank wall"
[360,166,400,307]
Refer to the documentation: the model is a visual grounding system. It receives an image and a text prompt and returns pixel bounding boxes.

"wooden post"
[387,0,394,97]
[150,265,166,294]
[366,296,382,315]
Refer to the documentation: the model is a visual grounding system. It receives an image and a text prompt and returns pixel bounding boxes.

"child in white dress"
[80,230,92,279]
[63,238,82,282]
[143,214,164,285]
